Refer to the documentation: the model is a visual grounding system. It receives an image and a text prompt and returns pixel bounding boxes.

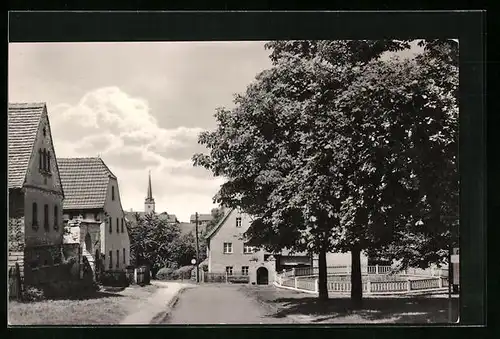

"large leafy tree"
[193,40,411,302]
[193,39,458,306]
[128,213,184,276]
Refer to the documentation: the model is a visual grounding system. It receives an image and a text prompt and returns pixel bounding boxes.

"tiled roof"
[8,103,46,189]
[205,208,235,240]
[124,211,179,224]
[58,157,116,210]
[189,214,213,223]
[179,222,206,236]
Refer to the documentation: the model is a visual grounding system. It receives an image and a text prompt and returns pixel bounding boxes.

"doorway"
[256,267,269,285]
[85,233,92,253]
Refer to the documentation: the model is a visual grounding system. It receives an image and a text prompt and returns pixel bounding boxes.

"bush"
[99,271,130,287]
[156,267,175,280]
[21,286,45,302]
[173,265,194,280]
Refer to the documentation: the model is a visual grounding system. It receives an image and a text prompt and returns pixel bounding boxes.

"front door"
[256,267,269,285]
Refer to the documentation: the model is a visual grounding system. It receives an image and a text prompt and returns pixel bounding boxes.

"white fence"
[274,265,449,295]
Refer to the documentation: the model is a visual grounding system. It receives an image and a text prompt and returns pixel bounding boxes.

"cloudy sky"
[9,41,273,222]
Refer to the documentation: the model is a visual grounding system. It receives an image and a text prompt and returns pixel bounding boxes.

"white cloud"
[50,86,222,221]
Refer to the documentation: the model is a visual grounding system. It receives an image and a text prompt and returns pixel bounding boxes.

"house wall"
[22,111,64,248]
[208,210,265,275]
[103,177,130,271]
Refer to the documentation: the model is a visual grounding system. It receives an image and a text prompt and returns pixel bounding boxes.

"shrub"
[173,266,194,280]
[156,267,175,280]
[21,286,45,302]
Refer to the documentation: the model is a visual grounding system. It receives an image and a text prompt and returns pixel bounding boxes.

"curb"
[150,286,191,324]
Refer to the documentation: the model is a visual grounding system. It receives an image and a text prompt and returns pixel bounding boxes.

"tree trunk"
[350,245,363,309]
[318,244,329,301]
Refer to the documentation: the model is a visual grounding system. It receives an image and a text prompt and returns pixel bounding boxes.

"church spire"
[145,170,155,214]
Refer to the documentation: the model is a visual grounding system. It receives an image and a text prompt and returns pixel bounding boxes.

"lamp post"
[195,212,200,283]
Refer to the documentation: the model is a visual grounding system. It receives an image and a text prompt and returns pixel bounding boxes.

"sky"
[8,40,424,223]
[9,41,273,222]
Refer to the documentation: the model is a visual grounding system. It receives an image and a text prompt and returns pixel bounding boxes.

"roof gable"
[8,103,45,189]
[204,208,235,240]
[58,157,115,210]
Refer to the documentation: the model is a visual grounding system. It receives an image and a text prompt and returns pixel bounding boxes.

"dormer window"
[112,186,115,201]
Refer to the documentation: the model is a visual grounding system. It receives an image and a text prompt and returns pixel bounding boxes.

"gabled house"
[205,208,312,285]
[189,213,213,226]
[8,103,65,282]
[58,157,130,273]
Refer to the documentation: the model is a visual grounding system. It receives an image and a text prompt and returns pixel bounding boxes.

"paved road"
[165,284,295,324]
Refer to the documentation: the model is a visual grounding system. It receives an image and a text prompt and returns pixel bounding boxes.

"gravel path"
[164,284,296,324]
[120,281,192,325]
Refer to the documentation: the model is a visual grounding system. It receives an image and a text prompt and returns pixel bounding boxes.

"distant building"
[205,208,312,285]
[189,213,213,226]
[58,157,130,273]
[124,171,178,225]
[8,103,66,283]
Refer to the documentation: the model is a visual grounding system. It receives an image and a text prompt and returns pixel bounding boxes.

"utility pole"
[195,212,200,283]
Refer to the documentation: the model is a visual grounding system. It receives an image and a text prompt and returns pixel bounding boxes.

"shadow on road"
[270,296,459,323]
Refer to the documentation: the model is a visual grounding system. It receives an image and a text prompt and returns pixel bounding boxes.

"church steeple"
[145,170,155,214]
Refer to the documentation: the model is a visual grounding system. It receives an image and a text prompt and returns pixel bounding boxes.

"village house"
[8,103,66,284]
[205,208,313,285]
[58,157,130,275]
[205,208,372,284]
[189,213,213,226]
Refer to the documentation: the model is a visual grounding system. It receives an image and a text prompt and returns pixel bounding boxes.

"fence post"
[292,268,296,276]
[407,278,412,292]
[366,280,371,294]
[294,277,298,289]
[315,279,319,293]
[438,277,443,288]
[375,264,379,275]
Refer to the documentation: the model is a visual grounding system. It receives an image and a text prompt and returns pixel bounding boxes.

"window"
[116,250,120,268]
[94,213,100,222]
[54,205,58,230]
[109,217,112,234]
[243,244,256,254]
[241,266,249,276]
[121,218,124,233]
[112,186,115,200]
[47,151,51,172]
[44,204,49,231]
[32,202,38,229]
[42,149,47,171]
[109,251,113,269]
[223,242,233,254]
[38,149,43,170]
[225,266,233,276]
[236,217,242,228]
[116,218,119,233]
[123,248,126,264]
[42,127,46,137]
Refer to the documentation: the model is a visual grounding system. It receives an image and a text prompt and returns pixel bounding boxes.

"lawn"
[242,285,460,324]
[8,284,158,325]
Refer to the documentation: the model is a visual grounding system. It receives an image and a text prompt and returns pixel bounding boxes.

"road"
[164,284,295,324]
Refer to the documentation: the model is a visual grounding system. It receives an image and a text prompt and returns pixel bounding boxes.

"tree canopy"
[193,39,458,304]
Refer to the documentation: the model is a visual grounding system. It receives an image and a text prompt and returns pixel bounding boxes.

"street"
[164,284,295,324]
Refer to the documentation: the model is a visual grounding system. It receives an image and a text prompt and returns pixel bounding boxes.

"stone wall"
[8,217,25,251]
[8,251,24,277]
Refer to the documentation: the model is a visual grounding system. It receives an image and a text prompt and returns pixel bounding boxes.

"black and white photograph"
[7,12,474,326]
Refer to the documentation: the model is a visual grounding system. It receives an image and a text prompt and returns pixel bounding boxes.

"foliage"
[128,213,205,273]
[155,267,176,280]
[193,39,458,305]
[8,218,25,251]
[21,286,45,302]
